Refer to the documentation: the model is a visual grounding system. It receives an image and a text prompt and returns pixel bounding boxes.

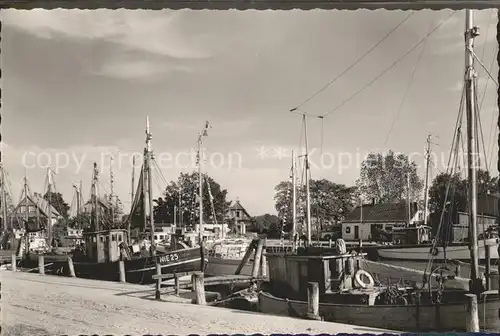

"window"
[345,227,351,234]
[99,236,104,243]
[118,234,122,242]
[111,234,116,242]
[236,211,241,218]
[154,235,158,240]
[160,235,164,240]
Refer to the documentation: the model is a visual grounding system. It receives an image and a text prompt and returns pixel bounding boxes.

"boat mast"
[73,184,80,228]
[197,122,210,240]
[406,172,411,227]
[145,116,156,255]
[23,172,29,254]
[91,162,100,231]
[46,168,53,246]
[464,9,481,289]
[423,133,432,226]
[291,150,297,246]
[1,165,8,233]
[303,114,312,247]
[129,156,135,240]
[110,157,115,227]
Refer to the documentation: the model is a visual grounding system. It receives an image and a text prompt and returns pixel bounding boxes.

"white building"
[341,200,424,241]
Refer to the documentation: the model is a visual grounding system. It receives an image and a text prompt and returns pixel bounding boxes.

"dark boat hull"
[259,290,500,332]
[20,247,207,284]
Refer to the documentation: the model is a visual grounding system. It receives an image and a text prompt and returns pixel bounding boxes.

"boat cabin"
[266,248,378,304]
[391,225,431,245]
[83,229,128,263]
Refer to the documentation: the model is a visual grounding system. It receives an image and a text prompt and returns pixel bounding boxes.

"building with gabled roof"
[341,200,424,241]
[13,192,62,231]
[224,198,254,235]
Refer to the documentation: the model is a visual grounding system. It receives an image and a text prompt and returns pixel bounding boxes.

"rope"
[322,11,457,118]
[422,83,466,283]
[290,12,414,111]
[383,18,433,147]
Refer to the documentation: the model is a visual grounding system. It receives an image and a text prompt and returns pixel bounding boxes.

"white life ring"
[335,238,347,255]
[354,269,375,289]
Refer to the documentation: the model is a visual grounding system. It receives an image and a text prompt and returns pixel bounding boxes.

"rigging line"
[479,9,495,61]
[474,80,489,172]
[291,12,414,111]
[322,11,457,118]
[383,18,433,147]
[425,82,465,274]
[468,47,500,87]
[485,46,499,170]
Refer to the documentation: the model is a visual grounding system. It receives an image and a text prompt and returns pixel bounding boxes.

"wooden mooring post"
[235,239,257,275]
[155,262,161,300]
[193,271,206,305]
[11,254,16,272]
[260,249,267,277]
[119,260,126,283]
[251,238,265,278]
[174,273,180,296]
[38,255,45,275]
[306,282,321,320]
[191,272,197,292]
[465,293,479,332]
[67,257,76,277]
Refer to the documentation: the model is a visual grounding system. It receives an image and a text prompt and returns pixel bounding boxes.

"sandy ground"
[1,271,397,335]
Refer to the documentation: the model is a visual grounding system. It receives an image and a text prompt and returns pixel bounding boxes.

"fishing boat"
[21,118,207,283]
[259,10,500,331]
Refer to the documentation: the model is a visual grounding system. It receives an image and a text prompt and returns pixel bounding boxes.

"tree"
[67,212,91,229]
[153,172,231,226]
[273,178,357,234]
[356,150,423,203]
[428,169,498,216]
[251,214,282,238]
[273,181,305,233]
[43,191,70,218]
[310,179,358,224]
[427,169,498,241]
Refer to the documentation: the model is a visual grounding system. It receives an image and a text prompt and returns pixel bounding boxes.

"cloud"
[1,9,213,60]
[95,58,193,82]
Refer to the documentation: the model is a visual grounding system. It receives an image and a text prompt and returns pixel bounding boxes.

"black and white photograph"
[2,3,500,334]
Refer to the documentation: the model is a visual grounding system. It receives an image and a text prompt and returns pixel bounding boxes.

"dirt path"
[1,271,396,335]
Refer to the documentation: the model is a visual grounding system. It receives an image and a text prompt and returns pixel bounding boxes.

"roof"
[344,201,419,223]
[226,199,252,218]
[14,193,62,219]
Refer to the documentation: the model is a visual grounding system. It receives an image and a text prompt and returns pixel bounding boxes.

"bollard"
[455,263,461,277]
[193,271,206,305]
[191,273,197,292]
[465,293,479,332]
[260,250,268,277]
[38,255,45,275]
[251,239,265,278]
[119,260,126,283]
[306,282,321,320]
[11,254,16,272]
[174,273,180,296]
[67,257,76,277]
[155,263,161,300]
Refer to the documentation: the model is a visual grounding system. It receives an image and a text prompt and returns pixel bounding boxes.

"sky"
[1,9,499,216]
